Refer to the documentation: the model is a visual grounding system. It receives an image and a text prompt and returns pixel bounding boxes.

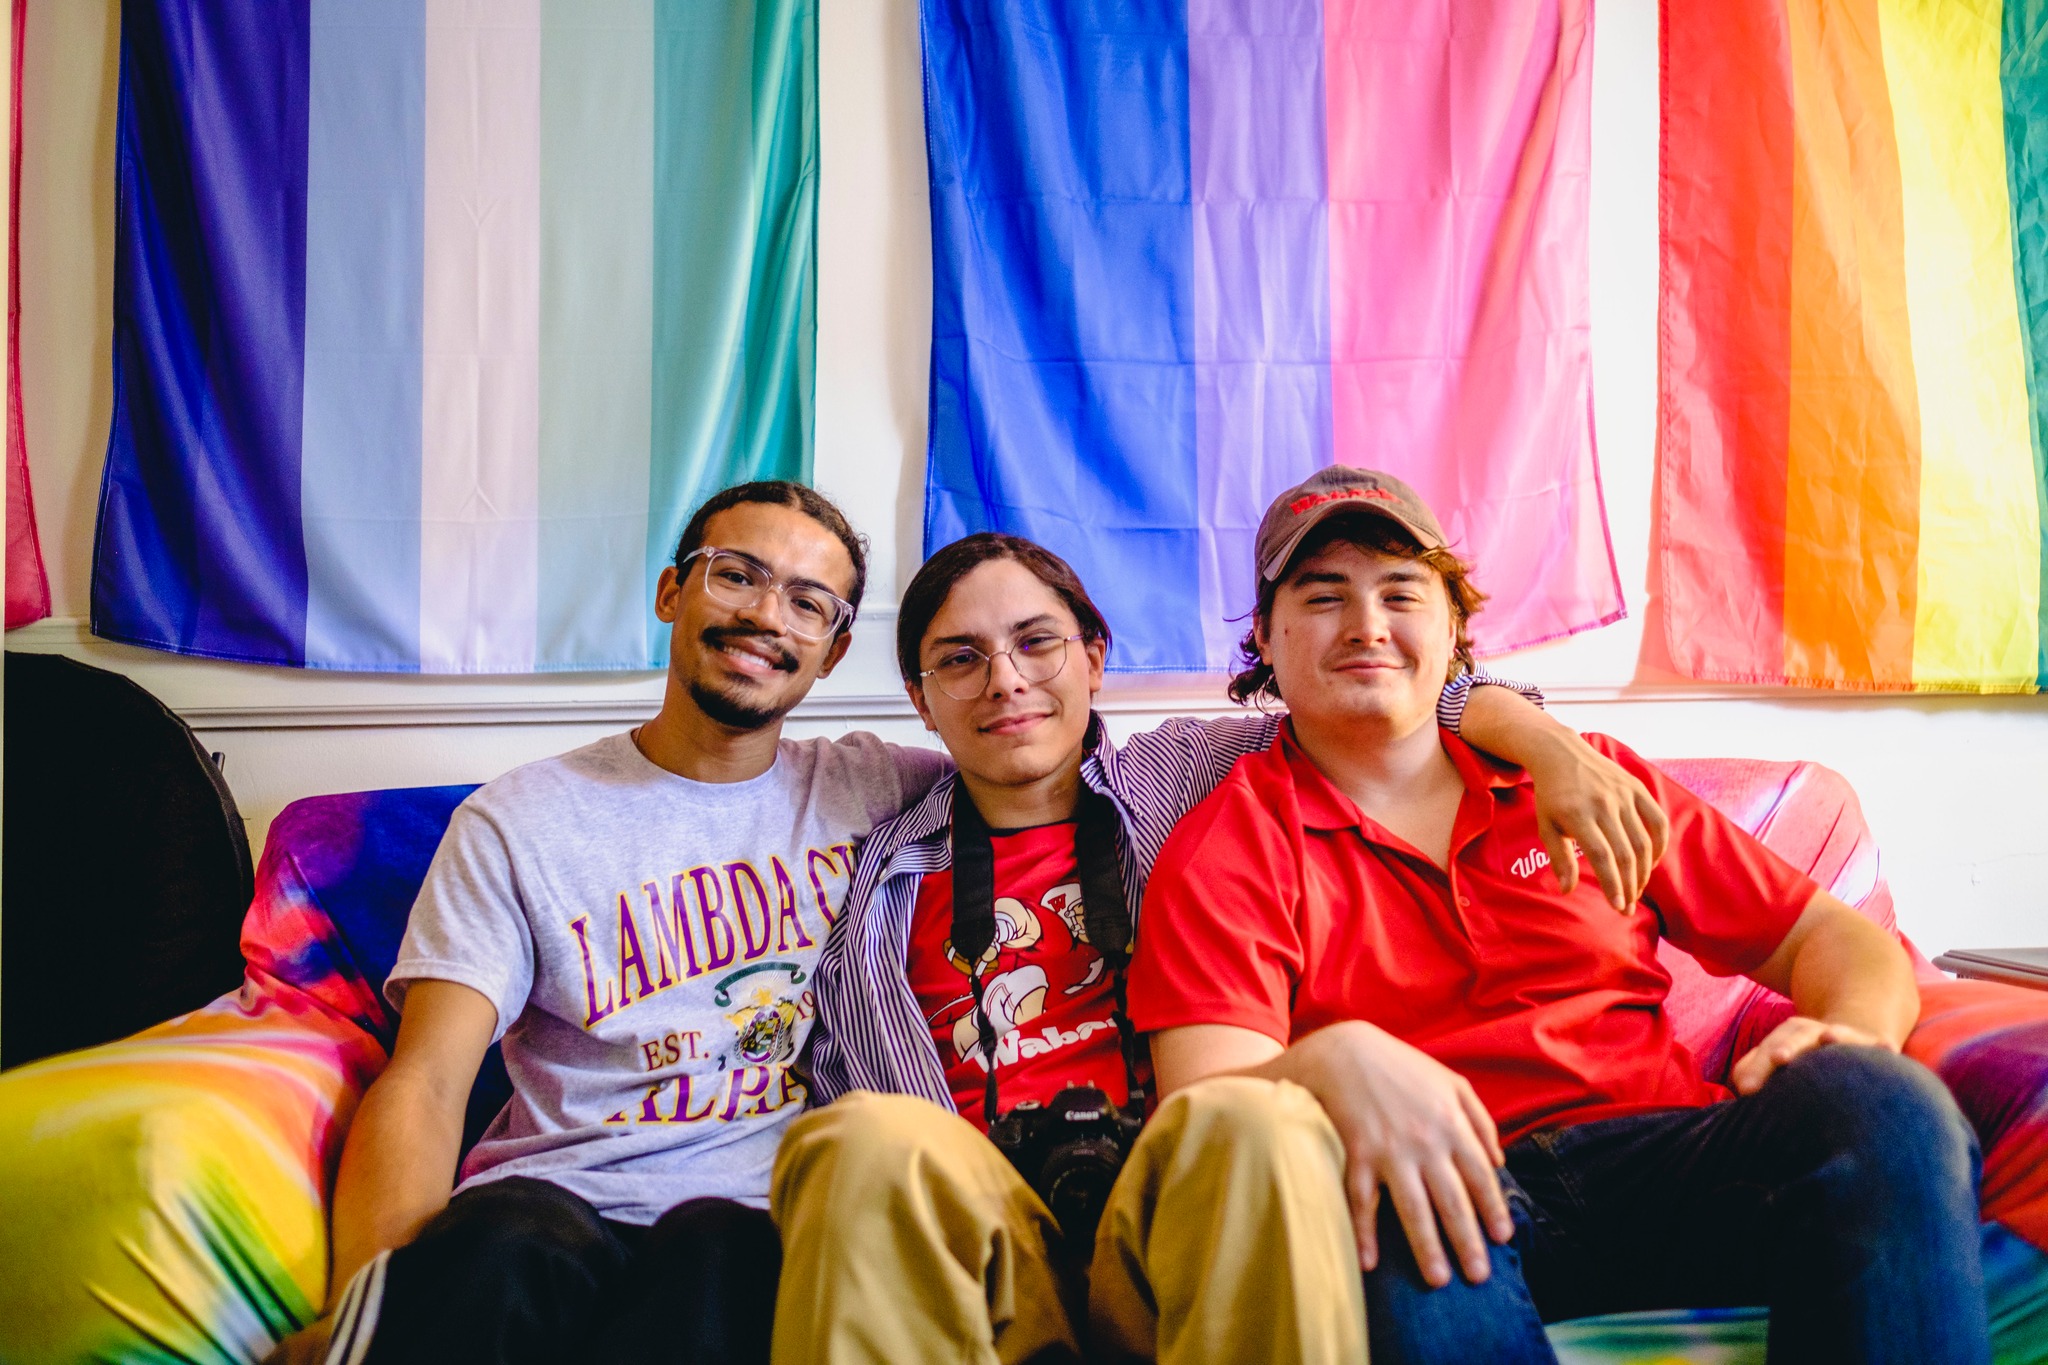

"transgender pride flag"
[93,0,814,673]
[923,0,1622,672]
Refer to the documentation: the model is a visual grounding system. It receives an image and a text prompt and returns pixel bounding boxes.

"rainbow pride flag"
[92,0,815,673]
[921,0,1622,673]
[1661,0,2048,693]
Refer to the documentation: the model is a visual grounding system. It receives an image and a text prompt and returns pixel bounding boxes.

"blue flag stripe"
[95,0,314,665]
[301,0,425,671]
[921,0,1204,673]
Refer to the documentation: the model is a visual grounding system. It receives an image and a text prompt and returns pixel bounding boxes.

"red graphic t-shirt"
[906,820,1134,1128]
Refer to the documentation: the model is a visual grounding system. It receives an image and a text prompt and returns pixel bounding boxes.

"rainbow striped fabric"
[921,0,1623,673]
[1661,0,2048,693]
[91,0,815,674]
[0,983,385,1364]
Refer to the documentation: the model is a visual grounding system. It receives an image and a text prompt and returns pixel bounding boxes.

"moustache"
[700,625,800,674]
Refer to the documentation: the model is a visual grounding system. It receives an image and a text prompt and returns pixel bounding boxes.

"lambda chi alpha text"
[568,843,856,1031]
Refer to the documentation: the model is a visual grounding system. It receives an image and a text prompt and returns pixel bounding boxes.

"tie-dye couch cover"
[0,763,2044,1364]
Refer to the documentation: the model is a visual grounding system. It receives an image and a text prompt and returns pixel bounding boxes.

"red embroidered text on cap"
[1286,486,1397,516]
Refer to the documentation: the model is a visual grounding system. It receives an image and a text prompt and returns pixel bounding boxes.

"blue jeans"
[1363,1046,1989,1365]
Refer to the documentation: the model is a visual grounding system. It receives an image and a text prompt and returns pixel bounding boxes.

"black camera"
[988,1084,1144,1248]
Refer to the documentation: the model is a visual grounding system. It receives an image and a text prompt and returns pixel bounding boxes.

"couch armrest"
[0,979,385,1365]
[1905,977,2048,1250]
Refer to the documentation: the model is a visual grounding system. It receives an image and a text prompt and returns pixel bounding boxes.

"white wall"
[8,0,2046,957]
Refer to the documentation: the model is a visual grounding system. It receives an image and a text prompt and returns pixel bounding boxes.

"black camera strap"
[950,778,1147,1129]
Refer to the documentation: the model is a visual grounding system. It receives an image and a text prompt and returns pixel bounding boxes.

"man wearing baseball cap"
[1128,466,1988,1364]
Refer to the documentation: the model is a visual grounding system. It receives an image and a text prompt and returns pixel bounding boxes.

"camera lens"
[1041,1136,1126,1247]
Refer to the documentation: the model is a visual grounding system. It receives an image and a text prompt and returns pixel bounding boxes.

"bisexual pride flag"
[93,0,815,673]
[922,0,1622,672]
[1662,0,2048,692]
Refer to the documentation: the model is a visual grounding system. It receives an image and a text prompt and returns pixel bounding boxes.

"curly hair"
[672,481,868,635]
[1227,514,1486,707]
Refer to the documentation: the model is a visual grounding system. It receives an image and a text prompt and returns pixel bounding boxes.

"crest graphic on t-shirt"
[727,985,801,1065]
[1040,881,1085,941]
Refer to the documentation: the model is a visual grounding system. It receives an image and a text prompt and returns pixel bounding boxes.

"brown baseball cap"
[1253,466,1447,583]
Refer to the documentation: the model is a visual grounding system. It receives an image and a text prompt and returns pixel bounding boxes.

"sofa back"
[1651,758,1931,1081]
[238,757,1917,1125]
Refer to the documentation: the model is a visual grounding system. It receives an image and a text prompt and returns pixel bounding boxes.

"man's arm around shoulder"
[265,979,497,1364]
[1459,690,1671,913]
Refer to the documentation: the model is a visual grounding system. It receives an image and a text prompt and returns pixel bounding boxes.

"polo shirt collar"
[1278,719,1526,835]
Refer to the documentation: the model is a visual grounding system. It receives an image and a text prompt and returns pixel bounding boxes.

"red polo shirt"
[1126,726,1819,1145]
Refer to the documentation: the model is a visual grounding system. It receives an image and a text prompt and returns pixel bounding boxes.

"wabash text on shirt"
[904,820,1138,1124]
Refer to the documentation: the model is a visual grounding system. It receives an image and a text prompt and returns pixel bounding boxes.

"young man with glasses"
[269,483,946,1365]
[771,531,1675,1365]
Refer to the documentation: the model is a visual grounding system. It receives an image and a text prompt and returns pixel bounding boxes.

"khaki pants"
[770,1077,1365,1365]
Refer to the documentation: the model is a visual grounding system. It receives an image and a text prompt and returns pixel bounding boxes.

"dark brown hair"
[673,481,868,633]
[897,533,1113,682]
[1227,514,1487,707]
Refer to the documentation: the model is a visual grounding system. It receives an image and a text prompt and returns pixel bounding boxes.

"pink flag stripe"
[1323,0,1618,652]
[6,0,48,629]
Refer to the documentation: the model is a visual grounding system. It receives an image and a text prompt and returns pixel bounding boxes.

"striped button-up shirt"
[806,674,1538,1111]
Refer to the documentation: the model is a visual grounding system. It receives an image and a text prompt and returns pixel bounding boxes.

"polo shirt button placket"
[1445,873,1474,928]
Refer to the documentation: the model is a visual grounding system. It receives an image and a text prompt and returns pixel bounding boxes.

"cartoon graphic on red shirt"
[907,823,1132,1123]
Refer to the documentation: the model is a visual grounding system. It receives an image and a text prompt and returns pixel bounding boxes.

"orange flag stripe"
[1780,0,1923,688]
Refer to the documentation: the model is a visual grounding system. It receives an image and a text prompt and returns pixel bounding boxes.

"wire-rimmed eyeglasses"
[917,632,1086,700]
[681,547,855,642]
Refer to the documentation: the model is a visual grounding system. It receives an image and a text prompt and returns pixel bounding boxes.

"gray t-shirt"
[386,730,948,1223]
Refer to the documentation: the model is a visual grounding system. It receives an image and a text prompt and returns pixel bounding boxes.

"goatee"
[688,678,795,732]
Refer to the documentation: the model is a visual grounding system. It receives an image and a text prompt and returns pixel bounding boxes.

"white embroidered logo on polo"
[1510,848,1552,879]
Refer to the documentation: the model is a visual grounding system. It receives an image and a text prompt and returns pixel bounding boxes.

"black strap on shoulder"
[950,787,1005,1126]
[949,779,1145,1127]
[1074,786,1130,960]
[949,784,1001,964]
[1072,785,1148,1114]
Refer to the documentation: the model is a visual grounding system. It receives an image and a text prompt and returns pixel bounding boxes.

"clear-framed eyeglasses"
[918,632,1087,701]
[681,547,855,642]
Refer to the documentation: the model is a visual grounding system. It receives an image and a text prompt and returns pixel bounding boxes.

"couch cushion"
[1907,978,2048,1248]
[0,978,384,1364]
[240,785,515,1151]
[241,785,477,1046]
